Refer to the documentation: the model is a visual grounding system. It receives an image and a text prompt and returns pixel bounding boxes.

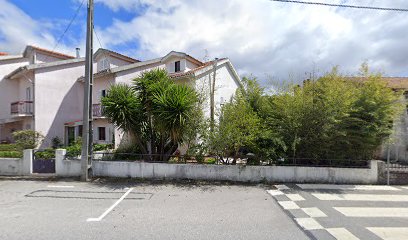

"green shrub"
[51,136,63,149]
[0,151,23,158]
[12,130,43,150]
[195,154,205,164]
[205,157,216,164]
[0,144,19,151]
[35,149,55,160]
[93,143,114,151]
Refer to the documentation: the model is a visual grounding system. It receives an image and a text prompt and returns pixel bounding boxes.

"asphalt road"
[0,180,309,240]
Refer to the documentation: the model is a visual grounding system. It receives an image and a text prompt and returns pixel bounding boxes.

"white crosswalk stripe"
[335,207,408,218]
[268,184,408,240]
[312,193,408,202]
[297,184,401,191]
[367,227,408,240]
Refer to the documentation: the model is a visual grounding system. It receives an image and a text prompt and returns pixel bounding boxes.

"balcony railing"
[10,101,33,115]
[92,103,104,117]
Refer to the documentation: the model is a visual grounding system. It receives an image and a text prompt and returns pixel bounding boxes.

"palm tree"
[101,69,198,160]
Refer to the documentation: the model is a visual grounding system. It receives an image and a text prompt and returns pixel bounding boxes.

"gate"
[32,150,56,174]
[385,160,408,184]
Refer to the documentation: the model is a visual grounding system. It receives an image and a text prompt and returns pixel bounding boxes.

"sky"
[1,0,408,85]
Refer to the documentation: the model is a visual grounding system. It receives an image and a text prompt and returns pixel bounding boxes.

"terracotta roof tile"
[0,52,8,56]
[29,45,75,59]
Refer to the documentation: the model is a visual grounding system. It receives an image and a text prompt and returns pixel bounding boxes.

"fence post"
[55,149,67,176]
[22,149,33,175]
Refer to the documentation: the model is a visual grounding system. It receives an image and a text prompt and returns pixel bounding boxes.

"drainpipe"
[210,58,218,132]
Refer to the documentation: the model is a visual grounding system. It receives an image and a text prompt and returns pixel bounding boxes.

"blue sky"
[1,0,408,83]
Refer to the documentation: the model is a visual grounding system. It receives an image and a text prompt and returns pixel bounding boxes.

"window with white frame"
[98,58,110,71]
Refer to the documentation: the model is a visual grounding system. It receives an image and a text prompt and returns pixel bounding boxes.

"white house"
[0,46,241,148]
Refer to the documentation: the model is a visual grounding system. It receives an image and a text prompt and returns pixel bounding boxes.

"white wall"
[91,160,381,184]
[0,57,29,121]
[35,62,85,147]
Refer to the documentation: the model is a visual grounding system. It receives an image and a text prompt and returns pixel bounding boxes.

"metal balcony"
[10,101,33,116]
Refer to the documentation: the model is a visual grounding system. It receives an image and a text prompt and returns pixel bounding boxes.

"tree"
[101,69,199,160]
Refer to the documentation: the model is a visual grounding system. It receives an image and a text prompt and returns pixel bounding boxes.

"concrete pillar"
[55,149,66,177]
[22,149,33,175]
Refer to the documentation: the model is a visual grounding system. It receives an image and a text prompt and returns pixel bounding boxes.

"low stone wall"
[55,149,81,177]
[0,150,32,176]
[91,160,381,184]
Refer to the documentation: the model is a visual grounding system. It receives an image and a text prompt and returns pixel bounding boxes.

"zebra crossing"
[268,184,408,240]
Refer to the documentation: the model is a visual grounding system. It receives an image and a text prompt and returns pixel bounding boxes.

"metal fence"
[91,152,370,168]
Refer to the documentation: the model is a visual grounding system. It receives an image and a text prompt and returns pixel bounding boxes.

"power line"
[269,0,408,12]
[49,0,86,54]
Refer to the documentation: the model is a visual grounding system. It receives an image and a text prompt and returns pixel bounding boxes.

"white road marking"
[267,190,284,196]
[367,227,408,240]
[302,207,327,218]
[334,207,408,217]
[312,193,408,202]
[294,218,323,230]
[326,228,359,240]
[87,188,133,222]
[297,184,400,191]
[278,201,300,210]
[47,185,74,188]
[286,194,305,201]
[274,184,290,190]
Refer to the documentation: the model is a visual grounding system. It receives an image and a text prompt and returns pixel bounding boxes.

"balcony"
[92,103,105,118]
[10,101,33,116]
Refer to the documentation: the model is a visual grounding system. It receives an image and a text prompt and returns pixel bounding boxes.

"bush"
[51,136,63,149]
[66,138,82,158]
[195,154,205,164]
[35,149,55,160]
[12,130,43,150]
[205,157,216,164]
[0,144,19,151]
[93,143,114,151]
[0,151,23,158]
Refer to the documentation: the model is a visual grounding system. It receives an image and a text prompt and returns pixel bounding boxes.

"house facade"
[0,46,241,148]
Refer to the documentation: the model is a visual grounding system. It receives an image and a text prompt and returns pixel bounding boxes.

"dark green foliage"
[0,144,19,151]
[51,136,63,149]
[35,149,55,160]
[0,151,23,158]
[12,130,43,150]
[102,69,199,161]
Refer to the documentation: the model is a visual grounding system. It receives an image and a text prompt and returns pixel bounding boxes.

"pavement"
[267,184,408,240]
[0,179,309,240]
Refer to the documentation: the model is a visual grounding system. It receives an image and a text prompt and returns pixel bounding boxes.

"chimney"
[76,48,80,58]
[0,52,8,56]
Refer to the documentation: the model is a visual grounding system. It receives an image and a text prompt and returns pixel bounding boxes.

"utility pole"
[210,58,218,132]
[81,0,94,181]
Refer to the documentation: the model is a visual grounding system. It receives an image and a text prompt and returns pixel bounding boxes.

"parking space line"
[278,201,300,210]
[286,194,305,201]
[87,188,133,222]
[294,218,323,230]
[334,207,408,217]
[47,185,74,188]
[312,193,408,202]
[301,207,327,218]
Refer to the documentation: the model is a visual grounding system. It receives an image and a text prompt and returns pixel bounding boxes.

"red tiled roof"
[28,45,75,59]
[0,52,8,56]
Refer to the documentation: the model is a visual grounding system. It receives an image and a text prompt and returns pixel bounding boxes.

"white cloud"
[0,0,82,56]
[96,0,408,84]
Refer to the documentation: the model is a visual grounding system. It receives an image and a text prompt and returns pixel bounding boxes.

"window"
[98,127,106,141]
[67,127,75,145]
[175,61,181,72]
[101,90,106,98]
[78,125,83,137]
[26,87,31,101]
[99,58,110,71]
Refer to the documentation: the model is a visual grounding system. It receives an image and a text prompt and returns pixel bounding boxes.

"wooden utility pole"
[81,0,94,181]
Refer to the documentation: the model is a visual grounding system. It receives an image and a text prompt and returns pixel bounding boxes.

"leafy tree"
[101,69,198,160]
[12,130,43,150]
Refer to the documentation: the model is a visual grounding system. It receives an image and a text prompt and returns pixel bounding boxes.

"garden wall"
[0,149,32,175]
[90,159,382,184]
